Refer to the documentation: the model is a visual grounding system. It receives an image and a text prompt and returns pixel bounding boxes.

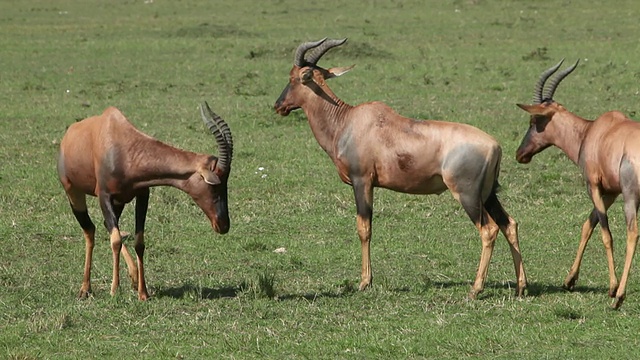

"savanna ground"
[2,0,640,358]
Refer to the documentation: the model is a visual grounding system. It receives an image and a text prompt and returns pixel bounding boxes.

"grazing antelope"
[57,102,233,300]
[516,59,640,309]
[274,38,527,298]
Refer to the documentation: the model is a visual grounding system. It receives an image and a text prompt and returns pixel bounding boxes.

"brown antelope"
[274,38,527,298]
[516,59,640,309]
[57,102,233,300]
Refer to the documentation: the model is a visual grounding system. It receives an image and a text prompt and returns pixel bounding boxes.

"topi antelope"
[57,102,233,300]
[516,59,640,309]
[274,38,527,299]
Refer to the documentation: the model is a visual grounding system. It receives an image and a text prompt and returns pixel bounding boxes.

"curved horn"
[293,38,327,66]
[200,101,233,173]
[543,59,580,102]
[532,59,564,104]
[305,38,348,65]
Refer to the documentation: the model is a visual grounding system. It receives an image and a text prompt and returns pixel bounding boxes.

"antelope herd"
[58,38,640,309]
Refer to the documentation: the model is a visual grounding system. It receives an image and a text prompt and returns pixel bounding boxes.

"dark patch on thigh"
[442,144,488,193]
[98,146,125,191]
[397,153,415,171]
[620,156,639,201]
[459,192,483,224]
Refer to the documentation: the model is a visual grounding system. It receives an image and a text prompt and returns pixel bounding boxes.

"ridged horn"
[305,38,348,65]
[294,38,327,66]
[532,59,564,104]
[543,59,580,101]
[200,101,233,173]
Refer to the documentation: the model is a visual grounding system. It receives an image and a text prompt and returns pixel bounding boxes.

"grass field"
[2,0,640,358]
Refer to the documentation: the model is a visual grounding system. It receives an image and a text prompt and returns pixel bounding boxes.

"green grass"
[2,0,640,358]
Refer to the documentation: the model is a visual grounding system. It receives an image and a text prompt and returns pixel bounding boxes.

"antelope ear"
[299,67,315,83]
[516,103,549,115]
[198,168,221,185]
[327,64,355,78]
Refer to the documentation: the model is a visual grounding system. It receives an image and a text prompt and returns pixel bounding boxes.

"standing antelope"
[274,38,527,298]
[57,102,233,300]
[516,59,640,309]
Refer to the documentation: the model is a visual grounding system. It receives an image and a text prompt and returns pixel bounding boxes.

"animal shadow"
[430,279,607,298]
[154,283,243,300]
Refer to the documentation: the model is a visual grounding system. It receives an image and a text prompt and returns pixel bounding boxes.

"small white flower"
[258,167,265,171]
[273,247,286,254]
[261,174,268,179]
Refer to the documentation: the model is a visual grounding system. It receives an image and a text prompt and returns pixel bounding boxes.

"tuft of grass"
[240,271,278,300]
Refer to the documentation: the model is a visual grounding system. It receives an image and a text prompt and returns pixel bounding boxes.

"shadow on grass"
[277,291,356,301]
[153,280,611,301]
[525,282,610,297]
[155,285,357,301]
[431,280,610,298]
[154,283,243,300]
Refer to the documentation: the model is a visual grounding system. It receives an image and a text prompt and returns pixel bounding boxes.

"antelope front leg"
[564,208,598,290]
[353,179,373,291]
[120,244,139,291]
[108,228,123,296]
[134,189,150,300]
[111,202,138,290]
[99,194,123,297]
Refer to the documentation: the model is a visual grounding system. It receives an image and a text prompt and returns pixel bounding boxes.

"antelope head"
[515,59,579,163]
[274,38,354,116]
[193,101,234,234]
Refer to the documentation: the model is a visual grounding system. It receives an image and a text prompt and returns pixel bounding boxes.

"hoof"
[468,290,479,300]
[77,289,92,299]
[563,277,577,291]
[129,274,139,290]
[612,295,625,309]
[358,280,372,291]
[608,285,619,298]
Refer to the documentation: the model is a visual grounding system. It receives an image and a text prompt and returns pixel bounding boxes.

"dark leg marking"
[73,209,96,231]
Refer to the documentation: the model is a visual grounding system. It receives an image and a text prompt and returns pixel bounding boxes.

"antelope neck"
[551,112,591,165]
[302,91,352,158]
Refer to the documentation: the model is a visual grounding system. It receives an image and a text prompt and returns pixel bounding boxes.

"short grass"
[2,0,640,358]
